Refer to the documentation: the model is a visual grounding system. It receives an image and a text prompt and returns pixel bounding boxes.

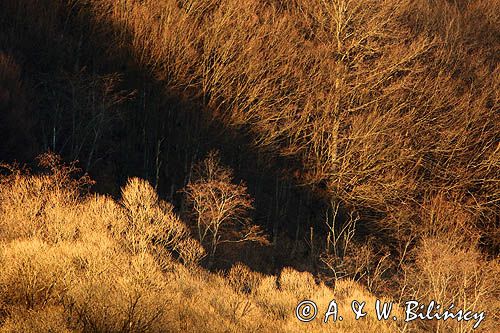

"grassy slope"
[0,157,498,332]
[0,162,406,333]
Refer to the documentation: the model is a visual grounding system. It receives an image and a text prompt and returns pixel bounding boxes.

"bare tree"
[183,151,267,266]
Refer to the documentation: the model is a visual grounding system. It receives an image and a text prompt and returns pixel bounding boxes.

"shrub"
[0,306,72,333]
[120,177,190,255]
[402,236,500,332]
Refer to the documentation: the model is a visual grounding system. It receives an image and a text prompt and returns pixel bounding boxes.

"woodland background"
[0,0,499,331]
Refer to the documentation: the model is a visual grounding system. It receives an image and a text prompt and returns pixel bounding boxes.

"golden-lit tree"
[183,151,267,265]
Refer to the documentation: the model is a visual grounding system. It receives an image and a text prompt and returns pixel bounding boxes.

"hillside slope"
[0,0,499,331]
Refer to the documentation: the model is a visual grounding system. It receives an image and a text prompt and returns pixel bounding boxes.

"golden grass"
[1,159,498,332]
[0,161,397,332]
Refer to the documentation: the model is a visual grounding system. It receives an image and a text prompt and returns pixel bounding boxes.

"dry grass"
[1,157,498,331]
[0,158,416,332]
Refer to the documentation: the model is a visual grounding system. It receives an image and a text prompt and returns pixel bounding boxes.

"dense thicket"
[0,158,498,332]
[1,1,499,325]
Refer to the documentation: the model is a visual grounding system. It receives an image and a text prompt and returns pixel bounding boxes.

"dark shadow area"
[0,0,354,275]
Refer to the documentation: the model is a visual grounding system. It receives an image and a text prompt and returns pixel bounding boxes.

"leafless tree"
[183,151,268,266]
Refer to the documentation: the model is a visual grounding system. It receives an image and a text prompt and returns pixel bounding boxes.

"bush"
[402,236,500,332]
